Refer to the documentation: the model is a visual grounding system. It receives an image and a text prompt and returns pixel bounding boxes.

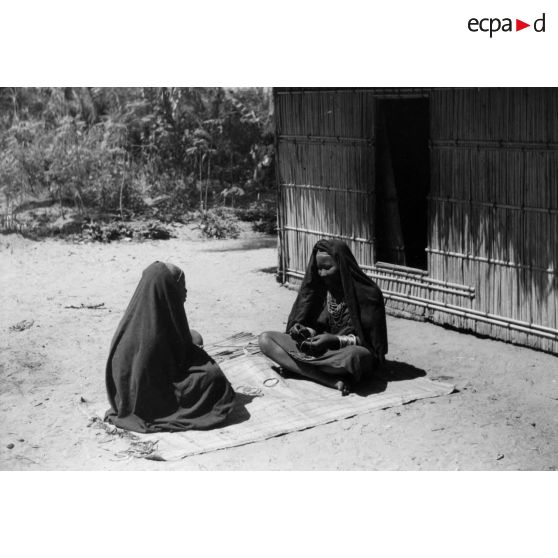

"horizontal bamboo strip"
[275,88,430,96]
[384,292,558,341]
[282,183,372,195]
[286,268,474,298]
[284,269,557,338]
[432,140,558,151]
[428,196,558,215]
[362,92,430,99]
[426,247,556,274]
[360,265,475,292]
[281,226,373,244]
[360,270,475,295]
[372,261,428,276]
[373,277,475,299]
[282,258,476,294]
[383,290,558,335]
[369,275,473,298]
[279,135,373,144]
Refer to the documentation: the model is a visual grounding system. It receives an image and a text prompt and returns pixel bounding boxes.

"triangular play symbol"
[516,19,530,31]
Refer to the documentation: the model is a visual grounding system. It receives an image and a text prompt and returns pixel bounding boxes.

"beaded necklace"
[327,291,348,329]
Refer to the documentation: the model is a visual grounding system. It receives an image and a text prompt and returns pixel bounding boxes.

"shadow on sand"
[354,359,427,397]
[275,359,427,398]
[257,265,277,275]
[203,237,277,252]
[221,392,257,426]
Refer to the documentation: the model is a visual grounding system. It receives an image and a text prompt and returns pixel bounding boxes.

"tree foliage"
[0,87,275,220]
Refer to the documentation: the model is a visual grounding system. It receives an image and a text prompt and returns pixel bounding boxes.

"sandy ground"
[1,225,557,471]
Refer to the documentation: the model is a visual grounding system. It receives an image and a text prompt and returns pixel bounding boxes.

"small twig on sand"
[15,455,39,465]
[9,319,34,332]
[64,302,106,310]
[87,416,161,460]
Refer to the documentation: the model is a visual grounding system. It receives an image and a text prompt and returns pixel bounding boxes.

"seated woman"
[259,239,388,395]
[105,261,235,433]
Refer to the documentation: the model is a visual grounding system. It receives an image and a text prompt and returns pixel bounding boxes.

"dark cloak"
[105,261,235,433]
[286,239,388,362]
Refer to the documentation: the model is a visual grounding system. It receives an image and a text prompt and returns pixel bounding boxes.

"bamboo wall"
[275,88,558,354]
[275,89,376,277]
[427,88,558,353]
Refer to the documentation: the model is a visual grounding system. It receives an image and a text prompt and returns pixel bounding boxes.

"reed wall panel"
[426,310,557,353]
[427,88,558,352]
[431,88,558,142]
[276,87,558,353]
[429,201,557,272]
[276,89,376,286]
[275,89,375,138]
[431,148,558,207]
[277,141,374,190]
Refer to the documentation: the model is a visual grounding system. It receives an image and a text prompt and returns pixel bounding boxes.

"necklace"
[327,291,348,328]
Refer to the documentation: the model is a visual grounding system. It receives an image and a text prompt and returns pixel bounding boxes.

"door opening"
[375,98,430,271]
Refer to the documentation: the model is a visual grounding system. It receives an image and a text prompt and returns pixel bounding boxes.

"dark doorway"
[375,98,430,270]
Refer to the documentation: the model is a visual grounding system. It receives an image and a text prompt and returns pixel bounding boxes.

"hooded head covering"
[164,261,184,284]
[286,239,388,362]
[105,261,234,432]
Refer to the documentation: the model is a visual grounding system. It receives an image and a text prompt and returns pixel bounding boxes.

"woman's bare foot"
[271,365,290,378]
[335,380,350,396]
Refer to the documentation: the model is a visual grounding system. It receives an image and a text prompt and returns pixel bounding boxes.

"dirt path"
[1,227,557,470]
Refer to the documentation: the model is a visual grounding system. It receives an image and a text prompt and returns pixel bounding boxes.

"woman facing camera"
[105,261,235,433]
[259,239,388,395]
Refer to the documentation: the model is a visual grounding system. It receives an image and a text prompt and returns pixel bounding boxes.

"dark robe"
[105,261,235,433]
[286,239,388,364]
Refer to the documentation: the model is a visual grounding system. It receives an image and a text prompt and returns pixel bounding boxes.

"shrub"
[199,207,240,239]
[237,201,277,234]
[79,219,171,242]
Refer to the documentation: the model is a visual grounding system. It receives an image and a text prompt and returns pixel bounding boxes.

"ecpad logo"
[468,13,546,37]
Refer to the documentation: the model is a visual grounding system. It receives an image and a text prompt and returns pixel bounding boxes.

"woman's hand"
[289,323,313,342]
[300,333,339,356]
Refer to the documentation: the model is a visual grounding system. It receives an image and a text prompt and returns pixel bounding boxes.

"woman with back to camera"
[259,239,388,395]
[105,261,235,433]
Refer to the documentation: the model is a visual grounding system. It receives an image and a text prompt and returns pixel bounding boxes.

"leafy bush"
[144,174,197,223]
[10,210,171,242]
[199,207,240,239]
[79,220,171,242]
[237,201,277,234]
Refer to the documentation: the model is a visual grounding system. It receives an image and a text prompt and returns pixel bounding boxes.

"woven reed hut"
[274,88,558,354]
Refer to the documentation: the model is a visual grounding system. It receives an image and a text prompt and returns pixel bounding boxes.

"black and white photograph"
[1,2,557,557]
[2,86,556,470]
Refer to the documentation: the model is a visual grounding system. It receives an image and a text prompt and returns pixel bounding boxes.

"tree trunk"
[204,154,211,211]
[199,153,204,213]
[58,184,65,218]
[119,163,126,220]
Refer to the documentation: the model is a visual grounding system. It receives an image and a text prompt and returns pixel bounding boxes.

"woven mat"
[90,333,454,461]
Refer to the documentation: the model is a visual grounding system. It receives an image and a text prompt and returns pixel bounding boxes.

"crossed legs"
[258,331,351,395]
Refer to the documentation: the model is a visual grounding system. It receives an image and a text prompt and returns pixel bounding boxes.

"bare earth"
[1,226,557,471]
